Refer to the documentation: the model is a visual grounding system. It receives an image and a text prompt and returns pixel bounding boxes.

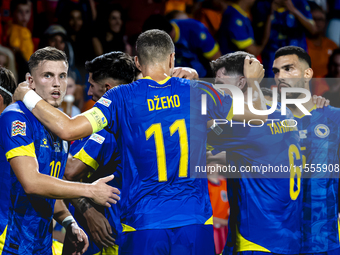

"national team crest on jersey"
[11,120,26,137]
[54,142,61,152]
[314,124,330,138]
[98,98,112,107]
[90,133,105,144]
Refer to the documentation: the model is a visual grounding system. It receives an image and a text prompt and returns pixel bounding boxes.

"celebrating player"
[13,30,267,254]
[273,46,340,255]
[207,51,303,255]
[0,47,120,254]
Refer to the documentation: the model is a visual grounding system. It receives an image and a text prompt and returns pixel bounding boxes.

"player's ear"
[28,75,35,90]
[134,56,142,72]
[238,76,247,90]
[105,83,111,91]
[304,68,313,81]
[169,52,175,69]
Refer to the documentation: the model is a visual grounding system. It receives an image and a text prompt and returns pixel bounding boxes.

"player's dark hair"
[10,0,31,14]
[142,15,173,34]
[275,46,311,68]
[210,51,255,77]
[85,51,136,84]
[0,67,17,106]
[28,47,68,73]
[309,1,324,13]
[136,29,175,66]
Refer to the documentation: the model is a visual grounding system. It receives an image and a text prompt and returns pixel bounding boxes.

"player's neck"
[237,1,252,12]
[141,65,170,82]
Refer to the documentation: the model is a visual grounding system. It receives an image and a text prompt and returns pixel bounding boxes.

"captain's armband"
[82,107,107,133]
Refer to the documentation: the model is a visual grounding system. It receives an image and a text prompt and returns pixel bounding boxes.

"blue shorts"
[119,224,214,255]
[299,247,340,255]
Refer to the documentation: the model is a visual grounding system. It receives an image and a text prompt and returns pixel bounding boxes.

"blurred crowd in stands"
[1,0,340,112]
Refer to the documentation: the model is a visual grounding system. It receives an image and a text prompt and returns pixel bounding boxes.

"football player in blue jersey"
[13,29,267,254]
[0,47,121,255]
[207,51,304,255]
[273,46,340,255]
[218,0,272,56]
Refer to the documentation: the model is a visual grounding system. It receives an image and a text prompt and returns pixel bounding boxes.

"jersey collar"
[293,104,317,119]
[142,76,171,85]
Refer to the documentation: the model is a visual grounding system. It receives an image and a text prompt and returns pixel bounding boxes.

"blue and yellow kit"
[296,106,340,253]
[253,0,313,77]
[171,19,219,77]
[218,4,255,55]
[208,103,303,254]
[84,76,233,233]
[0,101,68,255]
[69,130,122,255]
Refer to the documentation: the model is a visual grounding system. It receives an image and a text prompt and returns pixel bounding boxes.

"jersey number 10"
[146,119,188,182]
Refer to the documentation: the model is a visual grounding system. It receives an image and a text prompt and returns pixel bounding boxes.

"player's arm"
[72,198,116,248]
[9,156,119,207]
[172,67,199,80]
[64,153,91,181]
[54,199,89,254]
[232,56,267,123]
[284,0,317,35]
[13,81,104,141]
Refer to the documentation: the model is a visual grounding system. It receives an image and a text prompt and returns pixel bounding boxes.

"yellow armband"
[82,107,108,133]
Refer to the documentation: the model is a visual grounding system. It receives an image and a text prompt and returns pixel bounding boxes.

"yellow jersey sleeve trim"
[226,101,234,121]
[0,225,8,253]
[231,38,254,50]
[203,43,220,59]
[338,219,340,243]
[171,22,180,43]
[95,245,119,255]
[206,143,214,152]
[121,224,136,232]
[5,143,36,160]
[73,148,99,171]
[231,4,248,17]
[141,76,171,85]
[204,216,213,225]
[82,107,107,134]
[293,104,316,119]
[276,7,286,13]
[236,225,270,252]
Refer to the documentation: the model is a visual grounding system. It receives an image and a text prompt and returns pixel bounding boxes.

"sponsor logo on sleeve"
[98,98,112,107]
[89,133,105,144]
[11,120,26,137]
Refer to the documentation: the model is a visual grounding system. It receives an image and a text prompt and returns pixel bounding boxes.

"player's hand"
[313,95,330,108]
[13,79,32,102]
[83,207,116,248]
[283,0,296,13]
[172,67,199,80]
[65,222,89,255]
[89,175,120,207]
[243,56,265,84]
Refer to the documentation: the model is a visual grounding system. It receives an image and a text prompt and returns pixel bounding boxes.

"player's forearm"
[32,100,93,141]
[72,197,93,216]
[260,12,273,49]
[291,8,317,35]
[25,172,94,200]
[54,199,72,225]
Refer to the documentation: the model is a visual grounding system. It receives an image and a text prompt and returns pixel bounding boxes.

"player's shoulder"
[321,105,340,117]
[88,129,114,146]
[172,18,203,28]
[0,102,31,123]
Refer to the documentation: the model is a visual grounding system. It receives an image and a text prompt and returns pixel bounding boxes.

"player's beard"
[278,78,305,99]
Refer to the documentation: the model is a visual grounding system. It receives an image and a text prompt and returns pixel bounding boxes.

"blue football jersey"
[171,19,219,77]
[90,76,233,231]
[208,104,303,254]
[296,106,340,253]
[0,101,68,255]
[0,153,10,242]
[69,130,122,254]
[218,4,255,55]
[253,0,313,77]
